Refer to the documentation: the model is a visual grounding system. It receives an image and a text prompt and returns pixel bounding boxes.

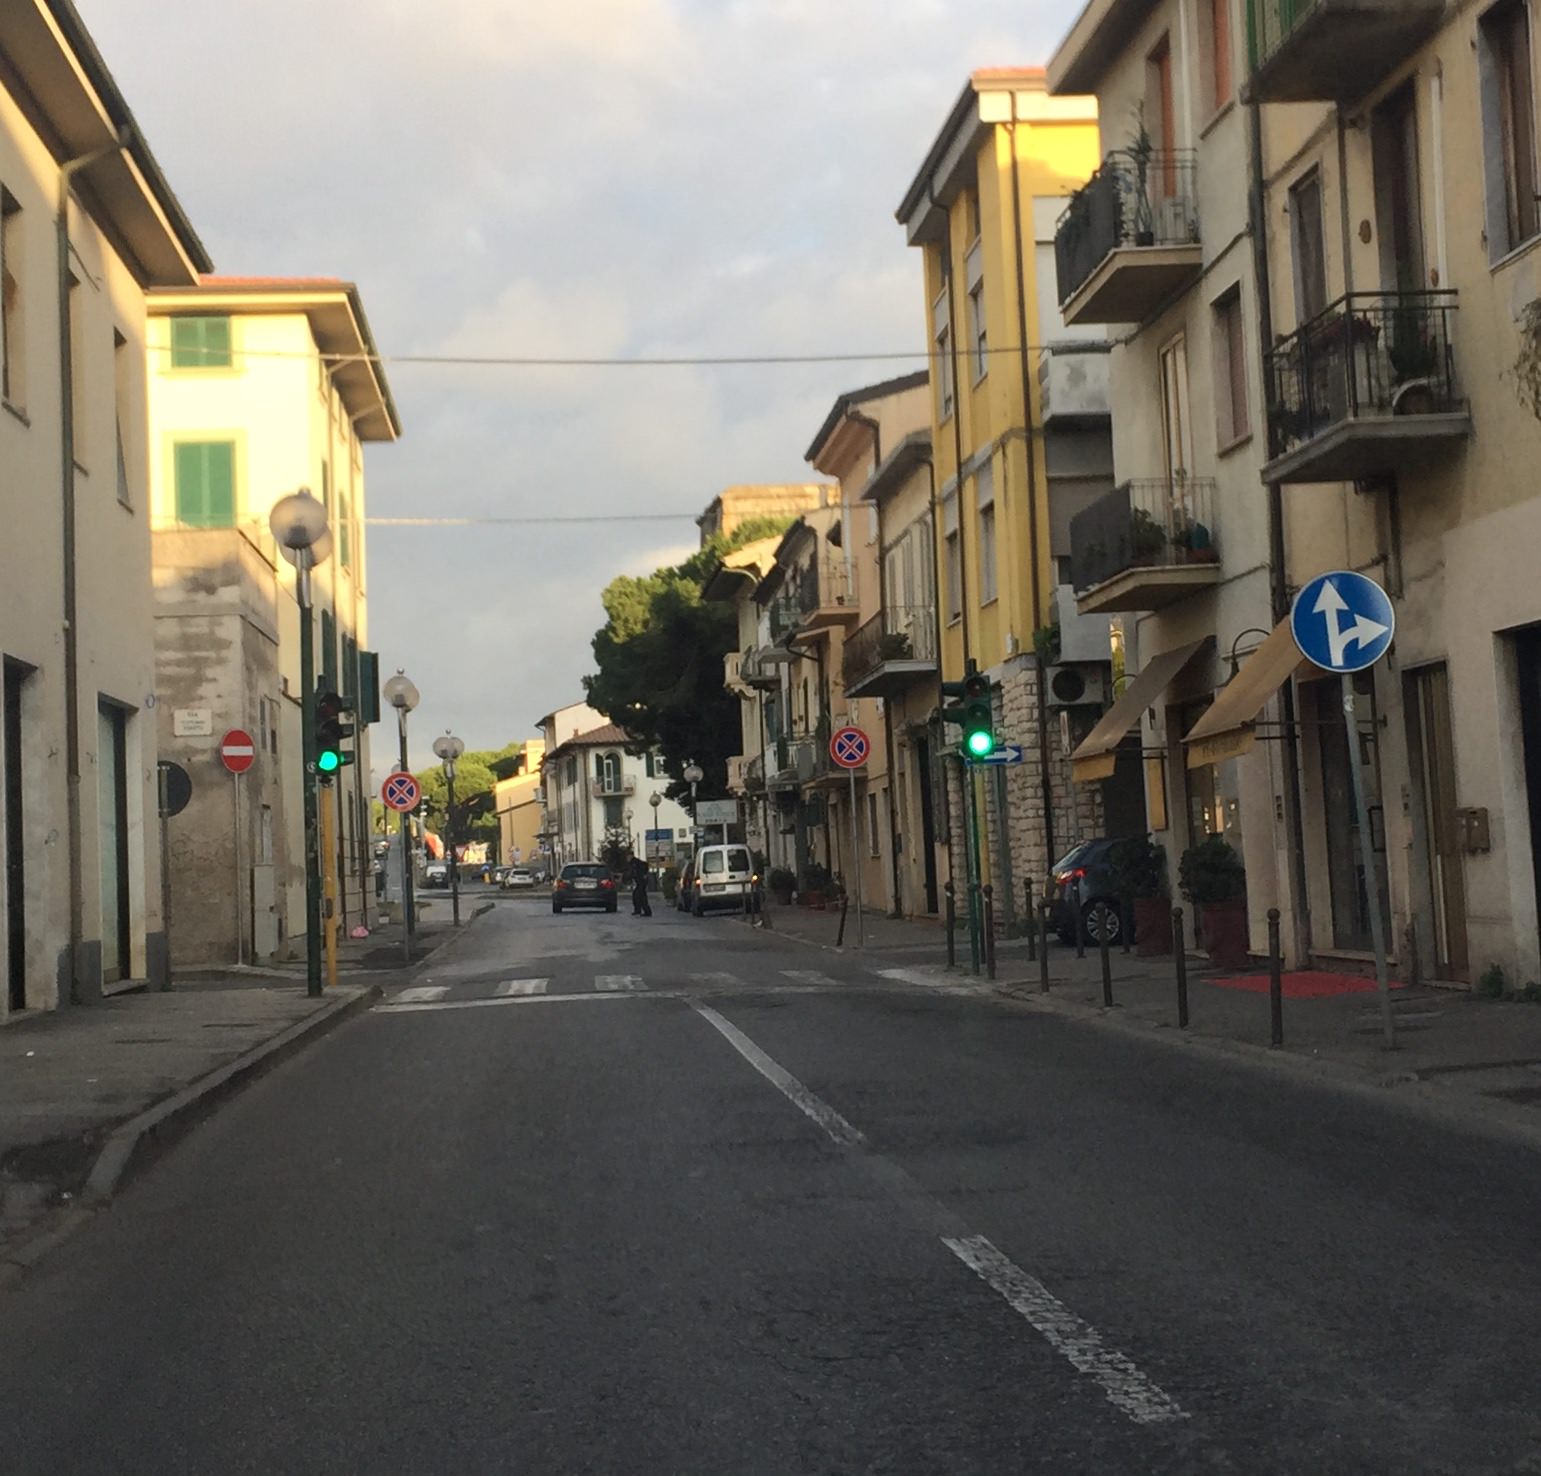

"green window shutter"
[321,610,337,690]
[357,651,381,725]
[169,315,232,369]
[340,492,352,570]
[173,441,236,527]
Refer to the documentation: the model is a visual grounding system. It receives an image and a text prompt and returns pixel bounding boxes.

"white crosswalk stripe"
[688,971,740,985]
[780,969,840,988]
[877,966,968,989]
[594,974,645,992]
[395,985,450,1003]
[494,978,549,997]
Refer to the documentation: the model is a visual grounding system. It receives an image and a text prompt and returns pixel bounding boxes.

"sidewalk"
[0,904,482,1276]
[747,899,1541,1134]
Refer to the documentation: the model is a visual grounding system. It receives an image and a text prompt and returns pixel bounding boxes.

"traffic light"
[960,671,994,758]
[315,689,356,775]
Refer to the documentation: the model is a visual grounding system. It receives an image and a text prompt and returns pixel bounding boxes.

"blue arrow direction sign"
[968,744,1024,766]
[1289,571,1395,674]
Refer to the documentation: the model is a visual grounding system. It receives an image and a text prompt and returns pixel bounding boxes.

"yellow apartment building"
[147,278,399,964]
[494,739,545,869]
[896,69,1119,932]
[1,0,210,1015]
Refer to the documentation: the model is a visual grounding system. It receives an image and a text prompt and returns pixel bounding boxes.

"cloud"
[81,0,1074,747]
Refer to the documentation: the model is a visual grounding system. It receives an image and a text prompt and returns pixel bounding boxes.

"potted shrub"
[1033,623,1062,666]
[767,866,796,905]
[1129,506,1166,560]
[802,862,832,910]
[878,630,914,661]
[1170,518,1219,565]
[1179,835,1249,968]
[1110,836,1170,956]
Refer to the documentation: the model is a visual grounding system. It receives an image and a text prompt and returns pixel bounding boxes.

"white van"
[688,844,759,916]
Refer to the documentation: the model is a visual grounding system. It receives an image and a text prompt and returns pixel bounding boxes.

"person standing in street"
[630,855,652,917]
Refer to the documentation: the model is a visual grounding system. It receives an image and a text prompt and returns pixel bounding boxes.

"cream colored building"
[696,485,831,543]
[1,1,209,1015]
[493,739,545,870]
[147,278,399,964]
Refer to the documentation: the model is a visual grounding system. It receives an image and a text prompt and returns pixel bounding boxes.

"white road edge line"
[378,992,654,1014]
[691,999,1187,1429]
[691,1003,866,1149]
[942,1233,1187,1427]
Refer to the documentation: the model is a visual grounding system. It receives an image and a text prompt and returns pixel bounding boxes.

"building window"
[943,490,962,622]
[1,188,22,407]
[1212,287,1249,446]
[113,330,131,506]
[169,315,232,369]
[173,440,236,527]
[599,752,620,792]
[976,461,997,605]
[966,239,987,382]
[339,487,352,571]
[932,280,954,420]
[1481,0,1540,258]
[1206,0,1232,115]
[1289,170,1328,323]
[867,791,880,856]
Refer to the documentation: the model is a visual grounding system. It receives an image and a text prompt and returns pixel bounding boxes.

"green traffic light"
[316,749,342,774]
[966,729,994,758]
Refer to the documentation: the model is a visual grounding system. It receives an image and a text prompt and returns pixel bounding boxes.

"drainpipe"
[921,448,958,907]
[58,128,132,1005]
[1249,98,1313,966]
[1009,100,1056,875]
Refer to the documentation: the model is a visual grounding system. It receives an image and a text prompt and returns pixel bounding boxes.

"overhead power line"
[366,513,699,527]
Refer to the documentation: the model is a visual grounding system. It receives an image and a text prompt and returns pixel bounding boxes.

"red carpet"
[1208,970,1406,1000]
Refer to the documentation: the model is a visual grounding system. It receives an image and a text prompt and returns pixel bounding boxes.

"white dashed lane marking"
[394,985,450,1004]
[594,975,645,992]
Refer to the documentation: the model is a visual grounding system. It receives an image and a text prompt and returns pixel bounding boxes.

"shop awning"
[1183,618,1324,768]
[1070,638,1210,783]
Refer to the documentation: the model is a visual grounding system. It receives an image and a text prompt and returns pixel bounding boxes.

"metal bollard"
[1038,903,1051,993]
[1120,898,1132,955]
[1099,909,1113,1008]
[1074,889,1087,961]
[1268,907,1284,1048]
[1173,907,1189,1029]
[983,884,997,981]
[1025,879,1037,962]
[837,891,850,949]
[944,882,956,969]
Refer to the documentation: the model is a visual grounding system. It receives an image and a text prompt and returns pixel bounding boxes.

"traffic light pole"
[967,764,984,975]
[298,556,322,998]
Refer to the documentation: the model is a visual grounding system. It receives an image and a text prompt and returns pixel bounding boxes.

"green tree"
[414,741,524,848]
[584,518,792,800]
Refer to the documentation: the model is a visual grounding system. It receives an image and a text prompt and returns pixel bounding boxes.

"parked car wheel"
[1082,899,1122,945]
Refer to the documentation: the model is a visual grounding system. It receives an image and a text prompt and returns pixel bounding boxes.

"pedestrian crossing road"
[379,965,973,1013]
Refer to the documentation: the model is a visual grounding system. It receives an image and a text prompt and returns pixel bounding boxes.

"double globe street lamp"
[383,669,420,961]
[432,731,466,926]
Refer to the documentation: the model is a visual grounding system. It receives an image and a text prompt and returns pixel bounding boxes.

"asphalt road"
[5,899,1541,1473]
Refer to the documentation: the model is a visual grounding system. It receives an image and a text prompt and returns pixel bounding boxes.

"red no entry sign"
[219,728,256,775]
[382,771,421,813]
[830,725,870,769]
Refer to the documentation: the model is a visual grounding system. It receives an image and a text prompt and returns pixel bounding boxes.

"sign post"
[156,760,192,991]
[219,729,256,967]
[830,726,870,948]
[1291,571,1397,1049]
[383,771,423,964]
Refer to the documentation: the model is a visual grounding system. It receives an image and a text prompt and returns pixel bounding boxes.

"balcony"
[739,645,783,689]
[726,755,747,794]
[1263,291,1469,484]
[787,560,857,635]
[724,651,751,698]
[1054,151,1201,326]
[742,753,766,793]
[1069,477,1222,614]
[589,775,637,798]
[844,605,939,698]
[1039,342,1111,427]
[766,727,820,792]
[1247,0,1443,104]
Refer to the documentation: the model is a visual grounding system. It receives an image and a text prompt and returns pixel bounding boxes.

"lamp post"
[270,488,330,998]
[383,669,420,962]
[683,761,704,854]
[433,731,466,926]
[648,790,662,864]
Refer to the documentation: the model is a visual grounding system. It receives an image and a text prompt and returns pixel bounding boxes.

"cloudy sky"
[86,0,1072,764]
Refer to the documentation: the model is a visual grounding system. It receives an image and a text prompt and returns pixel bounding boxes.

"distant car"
[674,857,697,912]
[552,862,617,914]
[687,844,759,917]
[1049,838,1126,945]
[502,866,537,890]
[424,861,449,889]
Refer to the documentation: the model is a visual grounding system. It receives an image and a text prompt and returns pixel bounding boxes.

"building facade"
[1,1,210,1015]
[147,278,399,965]
[493,739,545,871]
[896,69,1116,934]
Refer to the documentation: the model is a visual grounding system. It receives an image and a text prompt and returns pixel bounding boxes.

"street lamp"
[269,488,329,998]
[683,761,704,852]
[433,731,466,926]
[383,669,420,961]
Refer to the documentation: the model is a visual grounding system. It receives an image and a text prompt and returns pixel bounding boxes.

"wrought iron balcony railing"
[1069,477,1219,596]
[843,605,938,692]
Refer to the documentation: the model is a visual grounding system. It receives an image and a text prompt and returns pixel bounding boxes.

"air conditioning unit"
[1046,662,1109,709]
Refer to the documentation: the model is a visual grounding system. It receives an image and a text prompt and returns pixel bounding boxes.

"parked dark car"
[1049,838,1127,945]
[674,857,697,912]
[552,861,618,914]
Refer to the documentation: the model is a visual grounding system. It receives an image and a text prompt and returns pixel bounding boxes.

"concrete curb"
[989,977,1541,1156]
[0,984,379,1292]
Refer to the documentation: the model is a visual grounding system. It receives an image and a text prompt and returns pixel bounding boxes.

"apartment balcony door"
[98,701,132,983]
[5,659,29,1011]
[1406,663,1468,981]
[1373,82,1426,294]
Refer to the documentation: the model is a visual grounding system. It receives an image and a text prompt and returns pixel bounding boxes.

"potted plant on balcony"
[801,861,833,910]
[878,631,914,661]
[1388,303,1440,413]
[1170,518,1218,564]
[1179,835,1249,969]
[1127,105,1156,246]
[1033,623,1062,665]
[1130,506,1167,561]
[1110,836,1170,957]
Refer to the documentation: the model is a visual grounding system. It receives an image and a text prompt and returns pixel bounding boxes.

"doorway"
[5,658,29,1011]
[1406,662,1469,980]
[1373,82,1426,294]
[97,700,131,983]
[916,734,939,915]
[1317,674,1391,951]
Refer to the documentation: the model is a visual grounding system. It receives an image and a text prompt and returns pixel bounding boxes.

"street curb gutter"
[0,985,379,1292]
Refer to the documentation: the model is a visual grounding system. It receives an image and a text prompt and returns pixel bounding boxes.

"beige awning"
[1070,638,1210,783]
[1182,618,1324,768]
